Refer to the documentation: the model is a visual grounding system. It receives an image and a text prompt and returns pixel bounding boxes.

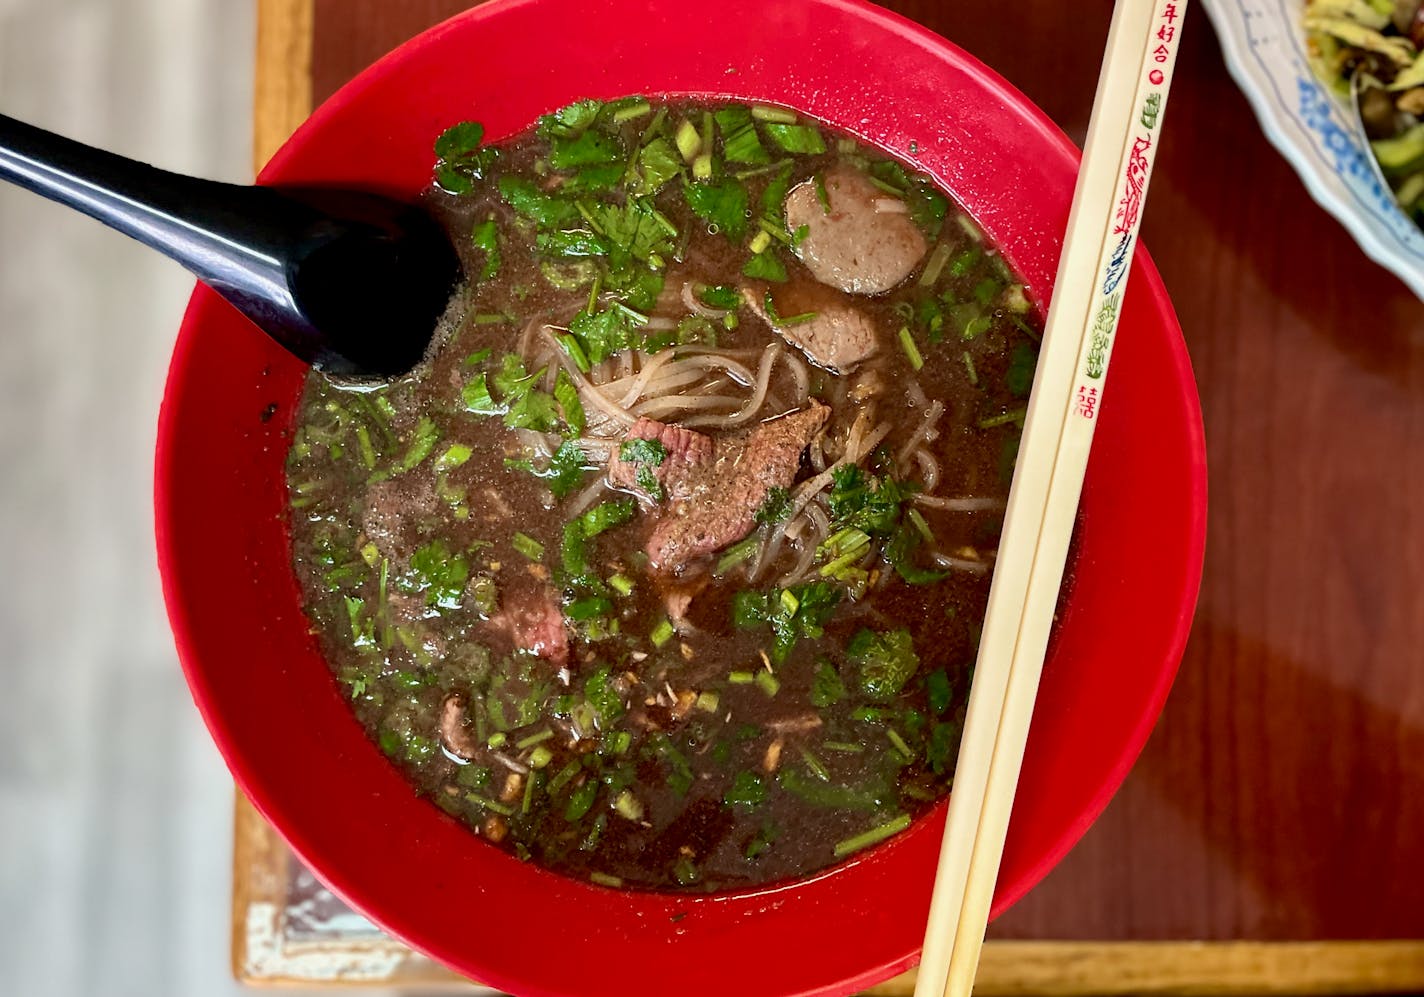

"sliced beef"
[784,165,928,295]
[745,280,878,375]
[362,476,437,562]
[607,417,714,501]
[647,401,829,573]
[489,584,569,667]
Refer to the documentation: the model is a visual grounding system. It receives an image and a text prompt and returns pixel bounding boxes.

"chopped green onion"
[605,730,632,755]
[695,690,720,713]
[886,728,914,760]
[650,617,675,647]
[355,425,377,470]
[516,728,555,750]
[907,507,935,545]
[962,351,979,386]
[565,595,613,621]
[691,151,713,179]
[751,105,798,123]
[748,229,772,255]
[762,122,826,155]
[822,741,865,753]
[832,813,911,857]
[528,744,554,769]
[728,670,755,685]
[435,443,473,471]
[556,332,591,373]
[962,315,992,340]
[608,573,635,596]
[898,327,924,370]
[466,793,515,817]
[612,99,651,122]
[589,872,624,888]
[512,532,545,561]
[614,790,644,821]
[798,747,831,781]
[919,241,952,286]
[474,312,512,325]
[715,536,759,575]
[755,670,781,697]
[487,732,507,749]
[779,588,800,615]
[548,760,581,795]
[977,407,1027,430]
[956,215,983,242]
[522,769,538,813]
[675,119,701,162]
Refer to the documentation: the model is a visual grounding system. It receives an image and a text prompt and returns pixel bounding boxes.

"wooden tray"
[235,0,1424,991]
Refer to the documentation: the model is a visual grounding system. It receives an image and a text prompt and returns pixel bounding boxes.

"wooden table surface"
[240,0,1424,990]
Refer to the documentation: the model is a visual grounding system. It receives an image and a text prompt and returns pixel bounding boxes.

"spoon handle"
[0,112,318,338]
[0,112,455,376]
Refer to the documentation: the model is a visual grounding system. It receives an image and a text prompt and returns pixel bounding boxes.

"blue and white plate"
[1202,0,1424,298]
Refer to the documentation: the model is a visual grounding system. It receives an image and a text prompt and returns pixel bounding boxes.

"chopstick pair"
[914,4,1189,997]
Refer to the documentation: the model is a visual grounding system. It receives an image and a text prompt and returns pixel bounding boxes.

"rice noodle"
[512,428,558,459]
[914,448,940,491]
[633,394,745,419]
[681,281,732,318]
[914,495,1007,512]
[896,400,945,470]
[642,315,679,331]
[617,349,676,407]
[905,377,929,410]
[682,344,780,429]
[786,421,893,524]
[541,329,637,427]
[873,197,910,214]
[930,552,991,575]
[562,475,610,518]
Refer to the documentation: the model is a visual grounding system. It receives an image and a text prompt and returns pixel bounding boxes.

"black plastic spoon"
[0,113,461,379]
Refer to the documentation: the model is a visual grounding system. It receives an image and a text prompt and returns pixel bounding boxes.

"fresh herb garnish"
[848,628,920,702]
[433,121,498,194]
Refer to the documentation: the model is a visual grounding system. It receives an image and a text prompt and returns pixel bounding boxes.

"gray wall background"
[0,2,310,993]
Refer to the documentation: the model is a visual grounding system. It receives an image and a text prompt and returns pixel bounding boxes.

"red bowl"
[156,0,1206,993]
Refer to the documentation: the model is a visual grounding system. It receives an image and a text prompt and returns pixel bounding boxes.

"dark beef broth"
[285,98,1040,891]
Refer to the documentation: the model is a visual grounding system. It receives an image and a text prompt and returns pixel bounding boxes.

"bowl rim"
[157,1,1207,992]
[1201,0,1424,299]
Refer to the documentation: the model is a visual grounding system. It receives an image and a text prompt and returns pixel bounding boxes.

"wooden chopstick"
[914,4,1189,997]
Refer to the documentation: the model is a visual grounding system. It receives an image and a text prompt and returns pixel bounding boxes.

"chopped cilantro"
[743,248,788,282]
[584,665,624,723]
[683,178,750,240]
[462,373,501,416]
[733,580,842,664]
[405,540,468,610]
[433,121,498,194]
[754,486,791,526]
[619,437,668,466]
[723,770,767,808]
[498,176,580,228]
[848,628,920,702]
[926,669,953,715]
[535,228,609,259]
[698,284,743,310]
[470,219,501,281]
[927,722,958,775]
[1005,341,1038,398]
[553,370,585,437]
[634,137,682,195]
[811,659,846,708]
[544,441,590,499]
